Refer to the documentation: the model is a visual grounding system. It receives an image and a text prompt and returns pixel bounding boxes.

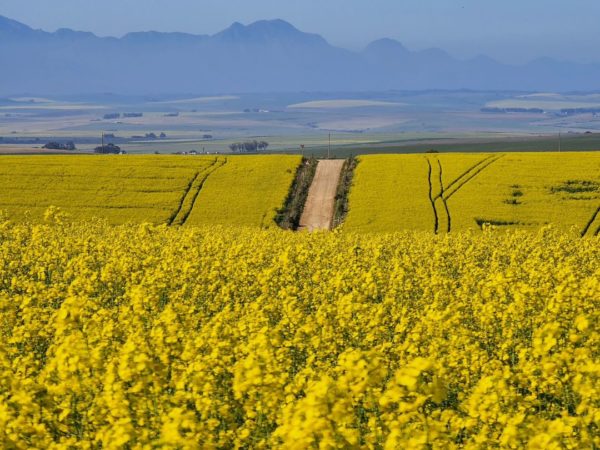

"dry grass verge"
[276,157,318,230]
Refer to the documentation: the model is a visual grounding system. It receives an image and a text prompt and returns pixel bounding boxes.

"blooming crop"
[345,152,600,235]
[0,214,598,448]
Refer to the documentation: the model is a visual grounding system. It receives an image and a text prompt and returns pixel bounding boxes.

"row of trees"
[229,140,269,153]
[43,141,76,150]
[94,143,123,154]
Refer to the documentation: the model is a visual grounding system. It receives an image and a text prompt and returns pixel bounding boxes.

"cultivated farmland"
[184,155,301,228]
[1,153,598,234]
[0,155,300,227]
[0,153,598,448]
[344,152,600,235]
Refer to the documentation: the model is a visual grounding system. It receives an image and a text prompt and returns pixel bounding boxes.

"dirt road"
[298,159,345,231]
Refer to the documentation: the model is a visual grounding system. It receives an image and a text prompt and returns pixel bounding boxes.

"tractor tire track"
[438,155,497,198]
[167,171,201,226]
[444,155,504,201]
[581,206,600,237]
[437,159,452,233]
[179,158,228,226]
[424,154,501,234]
[426,158,439,234]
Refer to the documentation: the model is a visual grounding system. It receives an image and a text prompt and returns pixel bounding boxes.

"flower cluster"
[0,217,598,448]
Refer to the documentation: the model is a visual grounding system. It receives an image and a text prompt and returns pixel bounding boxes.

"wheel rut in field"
[180,158,228,226]
[426,158,440,234]
[168,172,202,226]
[443,155,504,201]
[170,158,226,226]
[440,155,496,195]
[298,159,345,231]
[581,206,600,237]
[425,154,503,233]
[436,159,451,233]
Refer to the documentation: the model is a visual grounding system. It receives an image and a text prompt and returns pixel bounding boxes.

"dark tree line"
[229,140,269,153]
[43,141,76,150]
[94,143,123,154]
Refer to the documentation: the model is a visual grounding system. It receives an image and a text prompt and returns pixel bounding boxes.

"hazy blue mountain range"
[1,15,599,95]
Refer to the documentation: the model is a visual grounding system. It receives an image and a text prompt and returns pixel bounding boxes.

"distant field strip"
[0,155,300,227]
[2,153,598,232]
[345,152,600,233]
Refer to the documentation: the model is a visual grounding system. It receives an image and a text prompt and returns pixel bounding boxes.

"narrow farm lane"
[299,159,345,231]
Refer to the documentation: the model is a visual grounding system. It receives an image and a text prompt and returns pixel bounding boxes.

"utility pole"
[101,132,104,151]
[328,133,331,159]
[558,132,561,152]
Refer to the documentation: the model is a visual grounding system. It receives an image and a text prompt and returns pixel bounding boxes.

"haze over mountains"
[1,14,599,95]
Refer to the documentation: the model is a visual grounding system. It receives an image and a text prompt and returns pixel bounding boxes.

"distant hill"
[1,15,599,95]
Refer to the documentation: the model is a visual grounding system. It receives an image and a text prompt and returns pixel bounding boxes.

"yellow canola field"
[343,155,432,232]
[0,155,300,228]
[0,156,215,224]
[345,152,600,235]
[1,215,598,449]
[185,155,301,228]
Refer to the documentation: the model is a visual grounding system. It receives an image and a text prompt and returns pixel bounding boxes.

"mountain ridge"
[0,15,598,94]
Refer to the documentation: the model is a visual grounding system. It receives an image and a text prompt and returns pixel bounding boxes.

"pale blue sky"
[1,0,598,64]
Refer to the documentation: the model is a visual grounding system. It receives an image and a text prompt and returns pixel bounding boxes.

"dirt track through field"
[426,155,503,234]
[299,159,345,231]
